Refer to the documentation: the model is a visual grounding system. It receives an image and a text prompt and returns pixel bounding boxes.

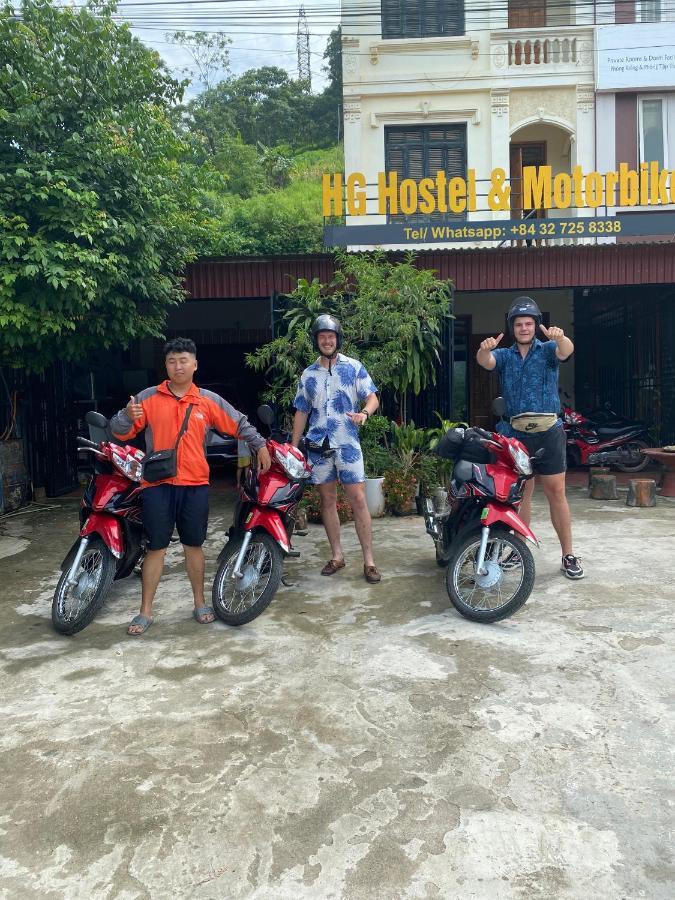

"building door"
[510,142,547,219]
[469,334,500,429]
[508,0,546,28]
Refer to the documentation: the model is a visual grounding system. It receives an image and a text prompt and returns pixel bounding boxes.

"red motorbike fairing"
[243,506,291,553]
[92,473,134,510]
[81,512,125,558]
[481,503,539,546]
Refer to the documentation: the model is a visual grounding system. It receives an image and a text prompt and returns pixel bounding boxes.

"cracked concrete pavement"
[0,481,674,899]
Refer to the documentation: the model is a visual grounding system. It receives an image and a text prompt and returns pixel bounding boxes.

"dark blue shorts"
[142,484,209,550]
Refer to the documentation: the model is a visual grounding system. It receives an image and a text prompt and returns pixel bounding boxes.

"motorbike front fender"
[482,504,539,547]
[243,507,290,553]
[81,514,124,558]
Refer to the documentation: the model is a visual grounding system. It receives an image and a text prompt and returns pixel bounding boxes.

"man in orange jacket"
[111,337,271,635]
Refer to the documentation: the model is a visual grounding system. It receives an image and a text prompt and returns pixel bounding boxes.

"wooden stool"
[589,473,618,500]
[626,479,657,508]
[587,466,610,487]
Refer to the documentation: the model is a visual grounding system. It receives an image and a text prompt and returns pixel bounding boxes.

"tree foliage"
[247,252,453,420]
[0,0,224,369]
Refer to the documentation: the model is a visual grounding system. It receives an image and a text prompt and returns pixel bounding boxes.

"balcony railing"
[491,27,593,75]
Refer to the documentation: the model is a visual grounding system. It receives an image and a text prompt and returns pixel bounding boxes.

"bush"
[383,469,417,516]
[300,485,354,524]
[360,413,393,477]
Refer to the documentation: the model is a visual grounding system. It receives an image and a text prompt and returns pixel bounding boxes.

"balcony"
[491,27,594,77]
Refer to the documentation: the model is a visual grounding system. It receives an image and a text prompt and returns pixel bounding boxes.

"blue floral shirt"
[293,354,378,447]
[492,339,563,436]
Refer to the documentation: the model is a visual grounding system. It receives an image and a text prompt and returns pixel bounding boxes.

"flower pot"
[365,476,386,518]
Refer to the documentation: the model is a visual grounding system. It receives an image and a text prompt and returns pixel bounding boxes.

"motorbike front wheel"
[212,532,283,626]
[613,439,650,473]
[52,536,117,635]
[446,529,535,623]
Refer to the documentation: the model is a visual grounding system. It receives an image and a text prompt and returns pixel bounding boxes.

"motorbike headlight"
[112,451,142,482]
[275,448,307,480]
[509,443,532,476]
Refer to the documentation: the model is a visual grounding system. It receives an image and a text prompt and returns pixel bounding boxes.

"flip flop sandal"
[193,605,216,624]
[127,614,153,635]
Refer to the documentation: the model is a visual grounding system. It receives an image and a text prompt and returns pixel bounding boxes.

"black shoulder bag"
[142,404,194,483]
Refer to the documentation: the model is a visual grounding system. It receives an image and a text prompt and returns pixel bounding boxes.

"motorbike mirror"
[492,397,506,418]
[257,405,275,427]
[85,411,108,429]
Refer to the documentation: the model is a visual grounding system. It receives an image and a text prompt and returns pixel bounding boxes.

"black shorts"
[142,484,209,550]
[515,423,567,476]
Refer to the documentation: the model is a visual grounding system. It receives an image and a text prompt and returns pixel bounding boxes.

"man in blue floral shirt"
[292,314,382,583]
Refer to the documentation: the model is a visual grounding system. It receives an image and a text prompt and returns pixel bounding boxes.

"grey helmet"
[311,314,343,353]
[507,296,542,335]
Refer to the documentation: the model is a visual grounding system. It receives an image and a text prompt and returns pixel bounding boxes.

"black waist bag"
[142,404,193,483]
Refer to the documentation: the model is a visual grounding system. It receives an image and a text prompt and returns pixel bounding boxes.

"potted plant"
[360,414,391,517]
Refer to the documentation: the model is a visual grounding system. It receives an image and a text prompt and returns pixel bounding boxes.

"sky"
[118,0,340,96]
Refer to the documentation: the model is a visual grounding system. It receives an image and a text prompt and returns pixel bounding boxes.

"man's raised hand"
[126,395,143,421]
[540,324,565,343]
[480,333,504,352]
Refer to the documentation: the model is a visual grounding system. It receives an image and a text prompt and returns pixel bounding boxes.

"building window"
[384,124,467,222]
[381,0,465,39]
[639,1,661,22]
[639,97,667,168]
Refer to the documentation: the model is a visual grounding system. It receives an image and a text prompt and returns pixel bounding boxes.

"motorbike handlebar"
[77,437,100,449]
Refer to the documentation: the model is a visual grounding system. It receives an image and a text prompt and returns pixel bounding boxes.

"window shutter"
[385,124,467,222]
[381,0,403,38]
[382,0,465,39]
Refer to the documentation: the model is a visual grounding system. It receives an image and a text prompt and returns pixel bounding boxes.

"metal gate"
[574,286,675,444]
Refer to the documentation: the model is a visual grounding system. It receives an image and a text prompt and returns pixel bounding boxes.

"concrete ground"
[0,481,674,900]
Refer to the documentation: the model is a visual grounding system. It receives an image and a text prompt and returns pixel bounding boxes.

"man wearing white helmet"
[292,314,382,584]
[476,297,584,580]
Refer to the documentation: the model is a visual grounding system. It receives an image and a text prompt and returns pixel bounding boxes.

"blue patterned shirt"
[293,354,378,446]
[492,339,562,432]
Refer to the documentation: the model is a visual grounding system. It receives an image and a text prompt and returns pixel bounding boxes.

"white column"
[575,83,596,242]
[490,89,511,222]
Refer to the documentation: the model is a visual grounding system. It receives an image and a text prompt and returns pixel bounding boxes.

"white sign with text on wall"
[597,23,675,91]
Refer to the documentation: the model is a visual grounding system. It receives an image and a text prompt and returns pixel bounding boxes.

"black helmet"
[311,314,343,352]
[507,296,542,335]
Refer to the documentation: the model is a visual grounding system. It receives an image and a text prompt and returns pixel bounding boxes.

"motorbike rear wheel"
[52,536,117,635]
[446,529,535,623]
[212,532,283,626]
[613,439,650,473]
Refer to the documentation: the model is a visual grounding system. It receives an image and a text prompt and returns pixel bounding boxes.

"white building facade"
[340,0,675,250]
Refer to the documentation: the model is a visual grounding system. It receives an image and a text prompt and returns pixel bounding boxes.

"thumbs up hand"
[480,333,504,352]
[540,324,564,343]
[126,395,143,421]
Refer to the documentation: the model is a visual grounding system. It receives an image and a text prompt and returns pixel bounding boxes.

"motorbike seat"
[595,425,644,439]
[453,459,474,482]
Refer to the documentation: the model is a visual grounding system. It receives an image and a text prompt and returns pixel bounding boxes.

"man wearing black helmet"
[476,297,584,579]
[292,314,382,583]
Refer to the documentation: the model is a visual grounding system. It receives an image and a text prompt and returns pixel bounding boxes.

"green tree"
[0,0,220,369]
[168,30,231,93]
[247,252,453,419]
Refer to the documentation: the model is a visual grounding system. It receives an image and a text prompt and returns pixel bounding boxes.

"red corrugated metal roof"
[184,243,675,299]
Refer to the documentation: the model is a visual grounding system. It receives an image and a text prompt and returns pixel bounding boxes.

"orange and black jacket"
[110,381,266,487]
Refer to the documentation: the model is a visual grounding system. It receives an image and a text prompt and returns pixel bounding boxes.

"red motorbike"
[562,403,650,472]
[52,411,145,635]
[419,409,539,623]
[211,406,313,625]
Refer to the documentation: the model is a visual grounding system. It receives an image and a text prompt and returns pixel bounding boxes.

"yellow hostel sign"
[322,163,675,216]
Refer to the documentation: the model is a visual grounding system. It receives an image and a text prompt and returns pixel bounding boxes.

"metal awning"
[185,243,675,299]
